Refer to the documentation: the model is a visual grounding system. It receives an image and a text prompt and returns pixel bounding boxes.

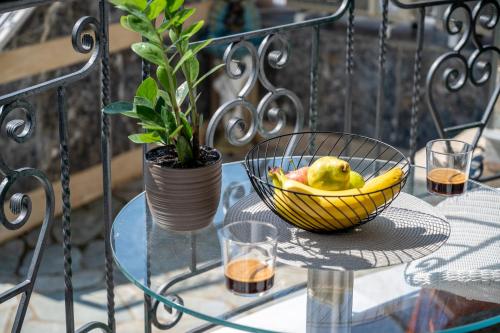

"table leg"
[306,269,354,333]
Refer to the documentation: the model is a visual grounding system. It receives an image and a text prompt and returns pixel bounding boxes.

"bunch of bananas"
[268,158,404,232]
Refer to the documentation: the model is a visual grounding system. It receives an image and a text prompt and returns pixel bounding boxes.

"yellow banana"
[268,167,403,231]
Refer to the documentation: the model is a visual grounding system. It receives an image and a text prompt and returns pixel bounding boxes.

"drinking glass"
[220,221,278,296]
[426,139,473,196]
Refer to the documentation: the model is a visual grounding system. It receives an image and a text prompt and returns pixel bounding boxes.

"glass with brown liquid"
[426,140,472,196]
[220,221,277,296]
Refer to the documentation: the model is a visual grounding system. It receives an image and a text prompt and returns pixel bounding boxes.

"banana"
[268,167,404,231]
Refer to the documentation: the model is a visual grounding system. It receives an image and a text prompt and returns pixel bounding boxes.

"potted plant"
[104,0,225,231]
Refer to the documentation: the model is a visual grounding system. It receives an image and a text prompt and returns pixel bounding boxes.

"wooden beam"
[0,148,143,244]
[0,1,211,85]
[0,24,139,85]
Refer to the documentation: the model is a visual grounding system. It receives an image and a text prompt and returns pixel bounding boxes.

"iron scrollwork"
[0,8,109,333]
[425,0,500,145]
[0,100,55,332]
[206,34,304,154]
[0,15,101,105]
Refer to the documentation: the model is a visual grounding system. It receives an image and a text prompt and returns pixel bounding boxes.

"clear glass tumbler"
[426,139,473,196]
[220,221,278,296]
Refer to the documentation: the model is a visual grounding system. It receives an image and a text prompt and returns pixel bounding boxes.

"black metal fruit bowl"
[244,132,410,233]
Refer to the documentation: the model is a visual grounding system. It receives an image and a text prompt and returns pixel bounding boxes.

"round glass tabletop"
[111,162,500,332]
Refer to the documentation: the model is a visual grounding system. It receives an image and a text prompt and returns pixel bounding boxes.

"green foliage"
[104,0,224,166]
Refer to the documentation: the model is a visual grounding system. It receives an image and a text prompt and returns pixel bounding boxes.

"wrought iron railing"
[0,0,499,332]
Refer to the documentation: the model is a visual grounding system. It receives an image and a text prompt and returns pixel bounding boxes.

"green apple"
[348,171,365,189]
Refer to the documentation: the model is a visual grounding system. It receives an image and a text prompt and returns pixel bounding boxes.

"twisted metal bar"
[142,25,153,333]
[409,8,425,164]
[0,100,55,333]
[98,0,115,332]
[344,0,355,133]
[57,86,75,333]
[375,0,389,140]
[308,25,320,154]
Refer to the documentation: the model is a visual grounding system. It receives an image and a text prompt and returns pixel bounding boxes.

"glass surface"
[111,161,500,333]
[221,221,278,296]
[426,140,472,196]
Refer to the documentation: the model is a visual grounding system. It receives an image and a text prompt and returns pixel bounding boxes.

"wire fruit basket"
[244,132,411,233]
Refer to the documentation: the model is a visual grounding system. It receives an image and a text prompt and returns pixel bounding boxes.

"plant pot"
[145,145,222,231]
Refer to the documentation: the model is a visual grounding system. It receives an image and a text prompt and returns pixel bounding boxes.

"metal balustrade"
[0,0,499,332]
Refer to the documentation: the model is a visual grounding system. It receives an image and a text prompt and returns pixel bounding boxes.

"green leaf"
[128,132,161,144]
[173,49,193,73]
[102,101,133,114]
[138,121,165,131]
[146,0,166,20]
[176,8,195,25]
[175,135,193,164]
[114,4,149,20]
[120,15,160,45]
[136,104,163,125]
[175,81,189,105]
[187,57,199,82]
[194,63,225,87]
[179,112,192,139]
[109,0,147,11]
[182,20,204,39]
[166,0,183,14]
[169,124,184,139]
[155,94,166,112]
[190,38,212,56]
[168,29,178,44]
[134,96,153,109]
[157,89,172,107]
[136,77,158,103]
[131,42,165,66]
[161,108,177,134]
[123,111,140,119]
[156,66,170,91]
[157,19,173,34]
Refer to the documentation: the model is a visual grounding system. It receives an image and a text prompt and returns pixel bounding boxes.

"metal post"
[308,25,320,152]
[490,19,500,129]
[57,85,75,333]
[142,28,153,333]
[344,0,355,133]
[409,8,425,164]
[99,0,115,331]
[375,0,389,140]
[306,269,354,333]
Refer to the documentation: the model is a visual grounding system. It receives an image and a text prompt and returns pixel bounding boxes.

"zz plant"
[104,0,224,167]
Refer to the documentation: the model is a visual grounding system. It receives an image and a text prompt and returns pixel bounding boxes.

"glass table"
[111,162,500,332]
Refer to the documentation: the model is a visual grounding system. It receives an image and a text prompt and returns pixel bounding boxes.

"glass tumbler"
[220,221,278,296]
[426,139,473,196]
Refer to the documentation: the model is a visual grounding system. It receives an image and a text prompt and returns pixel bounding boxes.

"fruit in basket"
[268,167,404,230]
[348,171,365,189]
[286,167,309,185]
[307,157,351,191]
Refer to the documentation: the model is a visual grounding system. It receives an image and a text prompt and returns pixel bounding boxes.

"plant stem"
[156,29,181,126]
[187,82,199,162]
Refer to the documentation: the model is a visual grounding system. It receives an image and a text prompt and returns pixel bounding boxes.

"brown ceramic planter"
[145,146,222,231]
